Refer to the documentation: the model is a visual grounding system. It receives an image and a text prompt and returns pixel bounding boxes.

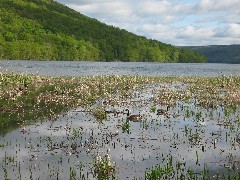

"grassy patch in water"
[1,73,240,135]
[145,157,240,180]
[0,73,165,134]
[92,107,107,122]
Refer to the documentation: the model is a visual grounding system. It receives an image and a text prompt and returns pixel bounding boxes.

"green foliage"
[178,48,207,63]
[70,167,77,180]
[0,0,206,62]
[122,120,131,133]
[150,106,156,113]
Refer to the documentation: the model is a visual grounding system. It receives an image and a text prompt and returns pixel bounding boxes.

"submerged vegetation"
[0,0,206,62]
[1,73,240,179]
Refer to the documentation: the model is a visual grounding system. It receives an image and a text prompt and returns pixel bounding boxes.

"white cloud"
[176,26,215,39]
[197,0,240,12]
[138,24,169,34]
[227,23,240,37]
[55,0,240,46]
[66,0,138,25]
[215,23,240,38]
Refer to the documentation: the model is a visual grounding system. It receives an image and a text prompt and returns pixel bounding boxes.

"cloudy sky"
[56,0,240,46]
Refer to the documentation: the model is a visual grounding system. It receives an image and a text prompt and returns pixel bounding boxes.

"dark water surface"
[1,60,240,77]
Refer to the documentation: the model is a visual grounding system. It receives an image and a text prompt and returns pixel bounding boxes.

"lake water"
[0,60,240,77]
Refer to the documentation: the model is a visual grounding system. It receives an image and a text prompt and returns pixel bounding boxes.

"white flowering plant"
[94,149,116,179]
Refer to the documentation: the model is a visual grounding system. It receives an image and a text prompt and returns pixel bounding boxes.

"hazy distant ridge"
[181,45,240,64]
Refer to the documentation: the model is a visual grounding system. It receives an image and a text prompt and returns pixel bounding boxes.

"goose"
[126,109,141,122]
[71,141,77,151]
[156,105,170,116]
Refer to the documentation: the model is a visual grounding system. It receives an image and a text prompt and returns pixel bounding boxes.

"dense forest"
[0,0,207,62]
[181,45,240,64]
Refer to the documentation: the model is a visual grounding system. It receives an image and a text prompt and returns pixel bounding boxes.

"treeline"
[181,45,240,64]
[0,0,207,62]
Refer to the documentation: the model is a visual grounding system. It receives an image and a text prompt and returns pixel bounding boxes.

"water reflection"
[1,84,240,179]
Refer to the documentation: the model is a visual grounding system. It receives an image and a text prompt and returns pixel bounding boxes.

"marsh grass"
[0,73,165,134]
[1,73,240,135]
[94,149,116,179]
[145,155,240,180]
[122,120,131,133]
[145,162,240,180]
[92,107,107,122]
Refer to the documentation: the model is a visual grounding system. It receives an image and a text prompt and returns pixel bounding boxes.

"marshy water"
[1,60,240,179]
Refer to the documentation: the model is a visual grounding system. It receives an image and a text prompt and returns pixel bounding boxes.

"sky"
[55,0,240,46]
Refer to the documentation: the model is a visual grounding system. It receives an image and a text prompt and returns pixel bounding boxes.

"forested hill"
[181,45,240,64]
[0,0,207,62]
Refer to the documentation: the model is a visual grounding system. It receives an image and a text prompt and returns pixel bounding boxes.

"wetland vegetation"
[1,72,240,179]
[0,73,162,134]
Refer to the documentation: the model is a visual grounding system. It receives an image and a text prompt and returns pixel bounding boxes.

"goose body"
[157,109,167,115]
[71,141,77,151]
[126,109,142,122]
[156,106,170,116]
[127,114,141,122]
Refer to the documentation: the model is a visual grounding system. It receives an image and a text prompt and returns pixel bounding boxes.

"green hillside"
[181,45,240,64]
[0,0,207,62]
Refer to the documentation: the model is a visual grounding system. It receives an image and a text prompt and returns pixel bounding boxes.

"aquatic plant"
[70,166,77,180]
[71,128,81,140]
[94,149,116,179]
[2,165,9,180]
[144,157,240,180]
[150,105,156,113]
[92,107,107,122]
[122,120,131,133]
[145,156,174,179]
